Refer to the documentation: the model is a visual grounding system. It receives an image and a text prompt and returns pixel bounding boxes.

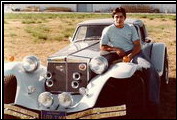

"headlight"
[22,56,40,72]
[89,56,108,74]
[58,92,73,108]
[38,92,53,108]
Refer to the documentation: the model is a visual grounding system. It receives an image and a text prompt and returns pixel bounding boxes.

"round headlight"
[22,56,40,72]
[38,92,53,108]
[58,92,73,108]
[89,56,108,74]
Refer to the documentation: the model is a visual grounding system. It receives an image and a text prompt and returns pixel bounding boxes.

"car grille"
[45,62,88,93]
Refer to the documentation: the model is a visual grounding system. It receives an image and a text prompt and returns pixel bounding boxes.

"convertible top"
[78,18,144,27]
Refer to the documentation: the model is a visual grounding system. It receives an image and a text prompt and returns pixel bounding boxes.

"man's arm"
[100,45,116,51]
[124,40,141,62]
[100,45,126,57]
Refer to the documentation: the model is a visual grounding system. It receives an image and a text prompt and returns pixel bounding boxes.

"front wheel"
[95,71,147,119]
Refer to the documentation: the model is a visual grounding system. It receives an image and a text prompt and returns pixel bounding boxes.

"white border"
[1,0,176,119]
[1,1,177,2]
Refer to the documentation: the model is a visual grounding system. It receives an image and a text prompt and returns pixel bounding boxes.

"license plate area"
[41,110,66,119]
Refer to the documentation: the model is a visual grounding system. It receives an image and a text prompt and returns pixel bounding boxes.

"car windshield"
[73,25,108,42]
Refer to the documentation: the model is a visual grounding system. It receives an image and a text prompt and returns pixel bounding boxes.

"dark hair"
[112,7,126,18]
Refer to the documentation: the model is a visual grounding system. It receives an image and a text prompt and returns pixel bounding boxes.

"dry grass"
[4,13,176,119]
[4,19,70,64]
[140,18,176,79]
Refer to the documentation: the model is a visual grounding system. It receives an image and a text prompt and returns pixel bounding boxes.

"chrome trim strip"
[4,104,39,119]
[66,104,126,119]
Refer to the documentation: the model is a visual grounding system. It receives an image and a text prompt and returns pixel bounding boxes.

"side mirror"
[145,37,152,43]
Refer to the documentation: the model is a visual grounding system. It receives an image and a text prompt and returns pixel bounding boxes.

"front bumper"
[4,104,126,119]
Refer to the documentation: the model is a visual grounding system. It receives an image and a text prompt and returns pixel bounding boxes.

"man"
[100,7,140,62]
[100,7,160,114]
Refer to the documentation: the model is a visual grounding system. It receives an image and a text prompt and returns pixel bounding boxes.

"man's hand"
[122,56,131,62]
[115,49,126,57]
[122,54,133,62]
[122,40,141,62]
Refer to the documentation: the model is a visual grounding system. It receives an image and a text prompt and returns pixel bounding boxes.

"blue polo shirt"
[100,24,139,52]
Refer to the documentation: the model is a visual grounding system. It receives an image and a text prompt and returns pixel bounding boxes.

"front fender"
[108,62,140,79]
[69,62,139,112]
[4,62,47,109]
[4,62,21,76]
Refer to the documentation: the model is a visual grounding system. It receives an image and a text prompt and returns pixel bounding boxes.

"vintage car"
[4,18,169,119]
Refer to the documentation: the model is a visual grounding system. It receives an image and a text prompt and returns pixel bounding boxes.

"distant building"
[5,4,176,13]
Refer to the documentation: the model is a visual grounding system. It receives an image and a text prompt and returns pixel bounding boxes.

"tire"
[4,75,17,104]
[126,72,146,119]
[161,49,169,86]
[95,71,146,119]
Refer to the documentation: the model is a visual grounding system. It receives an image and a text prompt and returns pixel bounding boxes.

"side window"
[140,25,146,42]
[134,26,140,37]
[75,26,87,40]
[134,25,146,43]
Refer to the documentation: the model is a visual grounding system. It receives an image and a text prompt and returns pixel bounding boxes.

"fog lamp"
[58,92,73,108]
[38,92,53,108]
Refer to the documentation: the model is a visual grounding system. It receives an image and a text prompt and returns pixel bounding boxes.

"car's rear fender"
[150,43,166,76]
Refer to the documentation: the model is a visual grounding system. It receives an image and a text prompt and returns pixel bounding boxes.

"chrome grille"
[46,62,67,92]
[45,62,88,93]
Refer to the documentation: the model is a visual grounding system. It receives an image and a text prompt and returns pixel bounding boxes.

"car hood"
[48,40,100,61]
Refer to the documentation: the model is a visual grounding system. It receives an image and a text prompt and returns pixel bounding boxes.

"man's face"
[113,12,126,28]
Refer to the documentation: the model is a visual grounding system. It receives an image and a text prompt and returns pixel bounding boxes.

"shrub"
[44,7,72,12]
[121,5,160,13]
[25,25,50,41]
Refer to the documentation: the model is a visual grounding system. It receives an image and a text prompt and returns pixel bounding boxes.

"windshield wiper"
[74,38,100,43]
[74,36,101,42]
[85,36,101,40]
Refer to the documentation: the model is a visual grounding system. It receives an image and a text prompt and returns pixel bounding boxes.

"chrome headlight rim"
[72,72,81,81]
[89,56,108,74]
[46,79,54,87]
[22,55,40,73]
[71,81,79,89]
[38,92,54,108]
